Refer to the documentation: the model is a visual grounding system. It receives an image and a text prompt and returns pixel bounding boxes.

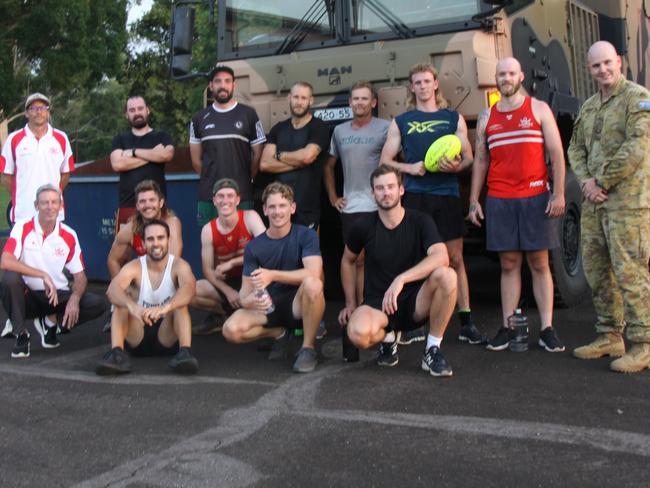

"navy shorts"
[364,282,427,332]
[403,193,464,241]
[125,319,178,357]
[264,288,302,329]
[486,192,560,251]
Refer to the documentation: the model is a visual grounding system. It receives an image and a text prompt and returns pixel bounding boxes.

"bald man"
[568,41,650,373]
[469,57,566,353]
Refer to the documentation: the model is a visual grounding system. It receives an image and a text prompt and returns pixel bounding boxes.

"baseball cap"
[25,93,51,110]
[212,178,240,195]
[208,64,235,81]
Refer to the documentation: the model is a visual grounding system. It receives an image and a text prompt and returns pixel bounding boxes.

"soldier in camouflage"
[568,41,650,373]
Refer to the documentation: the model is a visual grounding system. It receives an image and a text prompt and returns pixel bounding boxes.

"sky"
[127,0,154,26]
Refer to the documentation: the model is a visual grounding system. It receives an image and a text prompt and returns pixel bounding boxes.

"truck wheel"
[550,170,589,307]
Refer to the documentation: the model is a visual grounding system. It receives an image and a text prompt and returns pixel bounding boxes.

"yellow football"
[424,134,462,172]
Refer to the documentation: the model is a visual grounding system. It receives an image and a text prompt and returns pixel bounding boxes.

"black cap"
[208,64,235,81]
[212,178,240,195]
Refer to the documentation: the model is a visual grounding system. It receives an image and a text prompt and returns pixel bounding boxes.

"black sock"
[459,310,472,327]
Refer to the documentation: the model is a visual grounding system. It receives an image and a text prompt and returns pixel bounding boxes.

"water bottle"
[342,326,359,362]
[255,288,275,314]
[508,308,528,352]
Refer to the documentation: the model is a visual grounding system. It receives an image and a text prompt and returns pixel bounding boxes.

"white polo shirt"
[3,217,85,291]
[0,124,75,222]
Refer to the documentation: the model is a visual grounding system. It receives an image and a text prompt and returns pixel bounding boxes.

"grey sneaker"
[1,319,14,339]
[292,347,318,373]
[268,330,291,361]
[192,313,226,335]
[169,347,199,374]
[95,347,131,376]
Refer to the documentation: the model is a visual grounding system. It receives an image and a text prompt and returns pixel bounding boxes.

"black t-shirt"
[267,116,330,226]
[346,209,442,302]
[189,103,266,202]
[111,130,174,207]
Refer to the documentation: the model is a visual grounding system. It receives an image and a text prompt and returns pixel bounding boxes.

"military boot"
[610,344,650,373]
[573,333,625,359]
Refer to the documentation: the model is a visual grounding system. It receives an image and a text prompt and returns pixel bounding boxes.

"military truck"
[170,0,649,306]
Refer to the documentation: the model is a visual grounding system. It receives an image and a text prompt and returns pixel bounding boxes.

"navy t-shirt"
[394,109,460,197]
[346,209,442,302]
[243,224,321,297]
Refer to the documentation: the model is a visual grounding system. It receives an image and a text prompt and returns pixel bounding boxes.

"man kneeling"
[339,165,457,376]
[96,219,198,375]
[222,182,325,373]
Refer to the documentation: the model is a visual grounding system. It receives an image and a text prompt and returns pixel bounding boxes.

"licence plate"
[313,107,353,122]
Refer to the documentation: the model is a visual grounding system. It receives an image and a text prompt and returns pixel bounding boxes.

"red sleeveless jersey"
[132,233,146,257]
[211,210,253,278]
[485,96,548,198]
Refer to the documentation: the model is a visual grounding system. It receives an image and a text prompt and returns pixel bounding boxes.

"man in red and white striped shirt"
[468,57,566,353]
[0,185,108,358]
[0,93,75,223]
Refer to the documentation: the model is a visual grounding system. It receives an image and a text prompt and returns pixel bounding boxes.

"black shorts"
[486,192,560,251]
[364,283,427,332]
[125,319,179,357]
[216,277,242,315]
[341,212,375,245]
[403,193,464,241]
[264,288,302,329]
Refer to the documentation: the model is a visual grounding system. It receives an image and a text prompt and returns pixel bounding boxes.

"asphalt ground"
[0,257,648,488]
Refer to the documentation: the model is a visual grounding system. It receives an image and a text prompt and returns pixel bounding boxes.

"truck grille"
[568,1,599,103]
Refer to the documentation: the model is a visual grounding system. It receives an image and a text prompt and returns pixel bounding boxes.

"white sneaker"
[1,319,14,339]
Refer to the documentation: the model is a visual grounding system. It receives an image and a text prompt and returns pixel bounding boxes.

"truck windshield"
[222,0,481,57]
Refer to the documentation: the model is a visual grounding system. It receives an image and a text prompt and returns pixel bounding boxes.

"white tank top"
[138,255,176,308]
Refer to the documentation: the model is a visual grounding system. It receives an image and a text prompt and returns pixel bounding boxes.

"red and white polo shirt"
[3,217,85,291]
[0,124,75,222]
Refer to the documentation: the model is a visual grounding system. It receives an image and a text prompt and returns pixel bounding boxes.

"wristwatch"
[275,151,282,161]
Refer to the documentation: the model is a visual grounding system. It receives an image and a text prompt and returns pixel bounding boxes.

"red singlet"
[211,210,253,278]
[132,233,146,257]
[485,96,548,198]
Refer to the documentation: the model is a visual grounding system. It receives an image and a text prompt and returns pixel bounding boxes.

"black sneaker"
[458,322,487,345]
[486,327,513,351]
[192,313,226,335]
[34,317,59,349]
[268,330,291,361]
[292,347,318,373]
[377,331,401,367]
[421,345,453,377]
[1,319,14,339]
[538,327,566,352]
[398,326,425,345]
[11,331,30,358]
[169,347,199,374]
[95,347,131,375]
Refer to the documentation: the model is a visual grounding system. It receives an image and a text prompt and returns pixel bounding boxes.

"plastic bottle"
[342,326,359,362]
[255,288,275,314]
[508,308,528,352]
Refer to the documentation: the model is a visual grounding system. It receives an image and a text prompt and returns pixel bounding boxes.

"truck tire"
[550,169,589,307]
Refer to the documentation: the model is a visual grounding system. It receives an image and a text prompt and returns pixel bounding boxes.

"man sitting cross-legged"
[222,182,325,373]
[339,165,458,376]
[96,219,198,375]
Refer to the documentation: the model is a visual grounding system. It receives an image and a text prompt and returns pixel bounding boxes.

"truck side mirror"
[481,0,512,5]
[171,6,195,78]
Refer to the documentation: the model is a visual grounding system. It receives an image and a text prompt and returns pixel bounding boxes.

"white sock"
[44,316,56,328]
[383,331,396,343]
[426,334,442,349]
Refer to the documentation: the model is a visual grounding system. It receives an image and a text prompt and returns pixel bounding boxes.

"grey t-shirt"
[329,117,390,213]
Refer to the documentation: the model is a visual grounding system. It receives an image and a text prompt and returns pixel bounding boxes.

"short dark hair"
[125,95,147,111]
[209,64,235,81]
[143,219,170,238]
[349,80,377,100]
[290,81,314,95]
[262,182,294,205]
[370,164,402,187]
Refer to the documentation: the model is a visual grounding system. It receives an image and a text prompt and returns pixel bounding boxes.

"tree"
[0,0,129,139]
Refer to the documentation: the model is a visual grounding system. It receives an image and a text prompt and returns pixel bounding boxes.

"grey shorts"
[486,192,560,251]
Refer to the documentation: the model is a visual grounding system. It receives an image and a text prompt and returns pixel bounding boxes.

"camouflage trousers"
[581,205,650,342]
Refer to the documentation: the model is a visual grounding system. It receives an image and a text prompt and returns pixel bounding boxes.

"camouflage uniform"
[568,78,650,342]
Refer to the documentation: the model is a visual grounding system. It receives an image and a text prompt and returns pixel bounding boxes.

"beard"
[498,79,522,97]
[290,104,310,118]
[376,197,400,211]
[129,115,149,129]
[147,248,168,262]
[215,89,233,103]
